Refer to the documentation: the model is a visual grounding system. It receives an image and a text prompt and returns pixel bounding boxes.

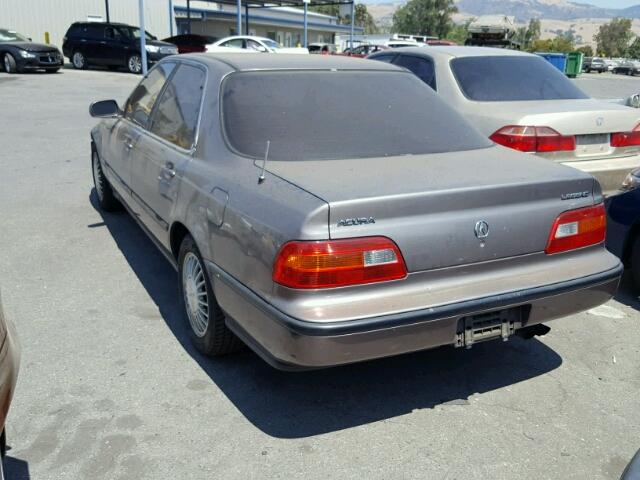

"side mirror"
[89,100,121,118]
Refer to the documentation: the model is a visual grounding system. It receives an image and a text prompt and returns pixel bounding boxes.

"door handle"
[123,136,134,150]
[160,162,176,180]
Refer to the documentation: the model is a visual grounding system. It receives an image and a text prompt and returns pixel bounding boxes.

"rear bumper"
[207,261,622,370]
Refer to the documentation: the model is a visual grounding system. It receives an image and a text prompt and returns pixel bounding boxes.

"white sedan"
[206,36,308,54]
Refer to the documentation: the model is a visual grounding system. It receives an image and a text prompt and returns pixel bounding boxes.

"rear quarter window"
[451,56,589,102]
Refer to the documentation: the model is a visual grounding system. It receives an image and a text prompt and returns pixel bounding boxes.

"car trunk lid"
[264,145,596,272]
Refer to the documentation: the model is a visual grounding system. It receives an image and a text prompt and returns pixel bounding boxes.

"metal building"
[0,0,361,48]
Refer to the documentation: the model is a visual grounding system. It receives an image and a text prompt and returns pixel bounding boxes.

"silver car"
[369,46,640,196]
[89,54,621,369]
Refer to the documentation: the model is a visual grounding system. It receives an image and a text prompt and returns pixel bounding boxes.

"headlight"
[19,50,37,59]
[622,169,640,191]
[159,46,178,55]
[145,45,160,53]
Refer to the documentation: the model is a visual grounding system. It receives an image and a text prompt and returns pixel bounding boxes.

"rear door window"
[451,56,588,101]
[124,63,176,128]
[393,54,436,90]
[221,39,244,49]
[149,64,206,149]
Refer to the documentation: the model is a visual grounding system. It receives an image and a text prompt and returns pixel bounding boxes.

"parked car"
[308,42,336,54]
[206,36,308,54]
[88,54,621,369]
[162,34,216,54]
[621,449,640,480]
[62,22,178,74]
[369,46,640,196]
[339,43,389,58]
[606,168,640,288]
[0,28,63,73]
[0,292,20,469]
[585,57,607,73]
[613,60,640,76]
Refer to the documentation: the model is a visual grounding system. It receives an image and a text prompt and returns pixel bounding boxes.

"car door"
[130,62,206,244]
[82,24,103,63]
[104,63,176,206]
[98,26,123,65]
[392,54,437,90]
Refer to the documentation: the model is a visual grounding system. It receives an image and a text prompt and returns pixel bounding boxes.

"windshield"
[0,29,29,42]
[451,56,589,102]
[120,27,154,41]
[262,39,280,49]
[222,70,492,161]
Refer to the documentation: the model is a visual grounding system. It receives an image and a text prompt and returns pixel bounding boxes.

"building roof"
[186,52,401,71]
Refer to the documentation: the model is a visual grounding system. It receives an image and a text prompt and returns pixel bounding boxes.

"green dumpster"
[565,52,584,78]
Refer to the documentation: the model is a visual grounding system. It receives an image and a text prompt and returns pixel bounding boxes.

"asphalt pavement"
[0,67,639,480]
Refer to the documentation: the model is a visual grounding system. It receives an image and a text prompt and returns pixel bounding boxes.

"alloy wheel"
[128,55,142,74]
[92,153,104,202]
[182,252,209,337]
[72,52,84,69]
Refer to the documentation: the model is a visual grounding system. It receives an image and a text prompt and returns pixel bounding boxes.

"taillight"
[490,125,576,153]
[545,204,606,255]
[611,123,640,147]
[273,237,407,289]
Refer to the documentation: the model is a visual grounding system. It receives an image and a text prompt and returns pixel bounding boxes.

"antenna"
[258,140,270,184]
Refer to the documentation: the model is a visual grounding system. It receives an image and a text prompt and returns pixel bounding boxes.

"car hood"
[5,41,59,52]
[147,39,175,47]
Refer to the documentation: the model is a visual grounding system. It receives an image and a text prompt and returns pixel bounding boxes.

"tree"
[515,18,541,49]
[393,0,458,38]
[627,37,640,59]
[311,3,378,34]
[529,37,574,53]
[595,18,633,57]
[447,18,473,44]
[576,45,594,57]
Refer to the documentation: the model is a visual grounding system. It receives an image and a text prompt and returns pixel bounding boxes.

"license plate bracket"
[455,308,524,348]
[576,133,611,156]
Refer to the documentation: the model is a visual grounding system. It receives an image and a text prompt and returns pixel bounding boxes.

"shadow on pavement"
[3,455,31,479]
[613,271,640,311]
[90,190,563,439]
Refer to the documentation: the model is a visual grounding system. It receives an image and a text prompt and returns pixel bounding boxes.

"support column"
[168,0,174,36]
[237,0,242,35]
[303,1,308,48]
[187,0,192,34]
[350,1,355,49]
[105,0,110,22]
[245,4,249,36]
[138,0,148,75]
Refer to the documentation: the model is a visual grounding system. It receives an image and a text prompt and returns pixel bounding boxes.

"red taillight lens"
[611,123,640,147]
[490,125,576,153]
[273,237,407,289]
[545,204,606,255]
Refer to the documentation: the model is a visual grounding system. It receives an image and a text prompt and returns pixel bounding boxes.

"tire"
[92,149,120,212]
[630,235,640,292]
[127,54,142,74]
[178,235,242,356]
[71,50,87,70]
[1,428,6,457]
[3,53,17,73]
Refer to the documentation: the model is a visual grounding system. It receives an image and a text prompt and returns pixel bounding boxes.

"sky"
[586,0,639,7]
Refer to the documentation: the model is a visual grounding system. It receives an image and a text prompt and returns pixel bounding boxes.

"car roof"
[385,46,535,59]
[184,53,402,71]
[73,21,133,27]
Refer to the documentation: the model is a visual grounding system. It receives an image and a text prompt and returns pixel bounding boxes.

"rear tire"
[178,235,242,356]
[127,54,142,74]
[3,53,17,73]
[631,236,640,292]
[92,149,120,212]
[1,428,6,457]
[72,50,87,70]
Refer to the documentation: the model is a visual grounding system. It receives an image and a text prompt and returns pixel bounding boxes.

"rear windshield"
[451,56,589,102]
[221,70,491,161]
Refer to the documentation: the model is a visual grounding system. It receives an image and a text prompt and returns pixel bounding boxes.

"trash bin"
[565,51,584,78]
[536,52,567,73]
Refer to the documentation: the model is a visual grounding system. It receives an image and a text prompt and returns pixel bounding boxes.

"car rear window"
[451,56,589,102]
[221,70,491,161]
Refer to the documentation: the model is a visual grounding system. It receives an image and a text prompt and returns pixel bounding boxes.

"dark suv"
[62,22,178,74]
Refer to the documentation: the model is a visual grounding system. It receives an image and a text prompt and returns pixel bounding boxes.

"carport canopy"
[131,0,357,74]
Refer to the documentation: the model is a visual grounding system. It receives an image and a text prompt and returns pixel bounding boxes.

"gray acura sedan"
[90,54,622,369]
